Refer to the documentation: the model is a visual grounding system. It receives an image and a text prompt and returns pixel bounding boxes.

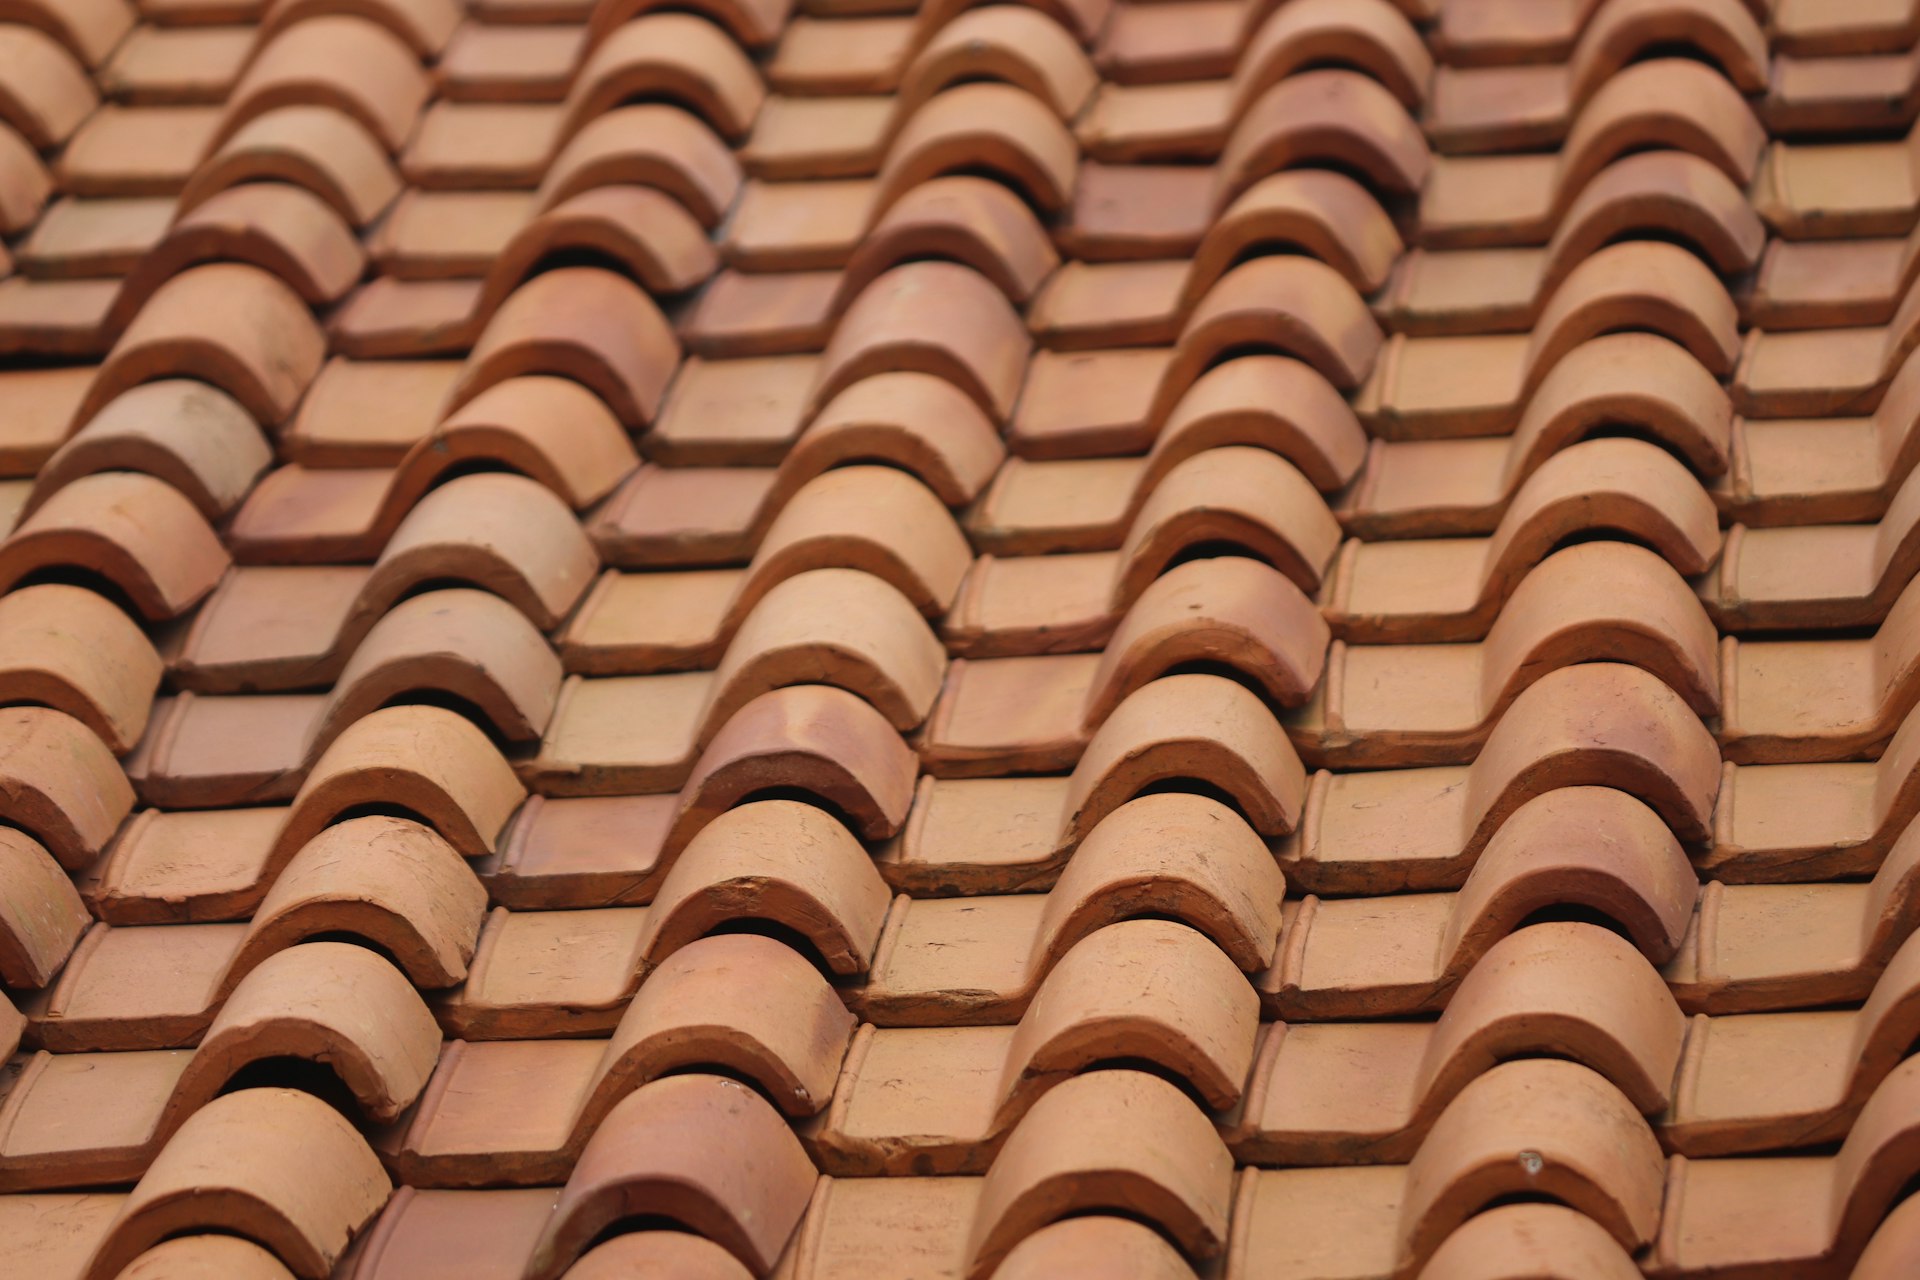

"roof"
[1,0,1919,1275]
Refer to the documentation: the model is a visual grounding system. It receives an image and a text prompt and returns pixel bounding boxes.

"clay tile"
[1558,58,1764,194]
[997,1218,1196,1280]
[184,940,441,1123]
[1195,170,1402,301]
[0,990,18,1060]
[788,371,1005,507]
[641,798,892,975]
[1215,70,1430,209]
[371,473,599,630]
[260,0,461,56]
[231,815,487,989]
[1168,256,1382,394]
[1420,1203,1643,1280]
[1572,0,1766,99]
[1463,663,1721,849]
[1087,556,1329,723]
[0,0,131,67]
[561,15,764,144]
[874,84,1079,217]
[1234,0,1432,111]
[1331,438,1723,644]
[595,933,855,1117]
[535,106,741,230]
[698,567,945,737]
[178,106,401,229]
[0,582,160,753]
[308,587,563,753]
[1859,1195,1920,1280]
[283,706,525,860]
[80,1087,390,1280]
[79,263,325,427]
[566,1233,753,1279]
[1062,674,1307,846]
[0,705,133,869]
[967,1070,1232,1278]
[586,0,792,49]
[1001,919,1260,1116]
[220,16,427,152]
[444,267,680,429]
[0,121,49,234]
[839,176,1058,309]
[1149,356,1367,491]
[119,1236,299,1280]
[0,25,97,148]
[1521,241,1740,387]
[1418,923,1687,1118]
[743,467,972,617]
[1118,447,1344,602]
[0,825,87,987]
[110,184,365,334]
[1398,1060,1665,1269]
[902,8,1096,120]
[1540,151,1764,297]
[30,380,271,522]
[1042,791,1286,973]
[1344,334,1729,539]
[0,471,229,621]
[525,1075,816,1280]
[813,262,1030,421]
[672,685,921,845]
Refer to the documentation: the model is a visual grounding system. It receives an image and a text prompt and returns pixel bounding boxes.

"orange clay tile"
[521,1074,816,1279]
[1232,1061,1664,1279]
[1421,1204,1641,1280]
[16,197,176,278]
[1267,787,1696,1016]
[229,377,636,563]
[1646,1056,1920,1277]
[1077,0,1430,163]
[1291,541,1719,768]
[1030,171,1400,351]
[0,120,50,234]
[809,919,1258,1175]
[178,106,402,229]
[1275,664,1719,896]
[922,556,1328,772]
[1770,0,1920,55]
[594,372,1002,561]
[1338,333,1730,538]
[0,24,98,149]
[0,583,161,753]
[57,106,221,198]
[1748,232,1920,333]
[29,379,270,522]
[523,568,944,793]
[100,28,253,105]
[974,360,1364,555]
[1239,922,1684,1162]
[884,680,1302,894]
[279,357,460,466]
[1323,437,1723,643]
[478,688,919,908]
[1425,0,1765,154]
[216,16,429,153]
[1357,241,1741,438]
[386,933,852,1185]
[171,472,594,690]
[1381,153,1764,339]
[74,262,325,428]
[77,1087,389,1280]
[0,825,88,988]
[340,186,716,357]
[943,448,1341,657]
[2,0,132,67]
[1716,576,1920,763]
[0,704,133,870]
[0,943,439,1190]
[1860,1196,1920,1280]
[565,468,970,672]
[436,24,584,103]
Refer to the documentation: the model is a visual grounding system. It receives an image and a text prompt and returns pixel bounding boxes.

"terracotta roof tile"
[8,2,1920,1271]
